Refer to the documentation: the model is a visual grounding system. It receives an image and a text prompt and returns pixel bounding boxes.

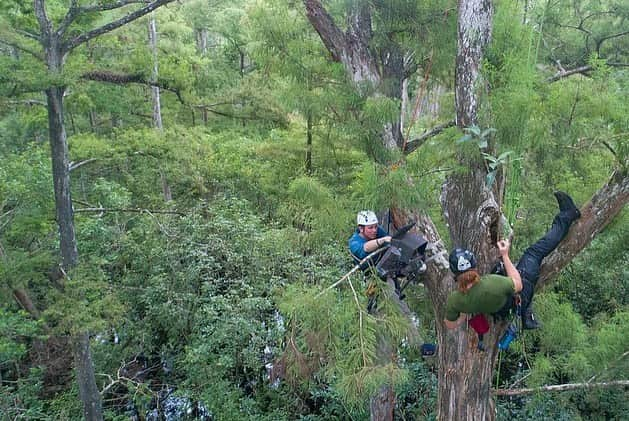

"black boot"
[522,307,541,330]
[554,191,581,221]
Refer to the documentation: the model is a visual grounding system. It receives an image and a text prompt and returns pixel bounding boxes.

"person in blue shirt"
[348,210,392,261]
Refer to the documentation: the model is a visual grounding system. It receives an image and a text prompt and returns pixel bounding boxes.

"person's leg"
[517,192,580,328]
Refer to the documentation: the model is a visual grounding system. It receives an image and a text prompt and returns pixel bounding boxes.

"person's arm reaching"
[363,235,392,253]
[497,239,522,293]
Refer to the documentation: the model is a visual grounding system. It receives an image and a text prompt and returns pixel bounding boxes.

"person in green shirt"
[444,240,522,329]
[444,191,581,330]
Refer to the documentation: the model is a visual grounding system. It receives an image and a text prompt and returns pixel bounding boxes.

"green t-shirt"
[445,274,515,321]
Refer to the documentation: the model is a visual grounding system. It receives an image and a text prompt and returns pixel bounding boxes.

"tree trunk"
[438,6,505,404]
[306,113,313,174]
[148,12,163,130]
[398,204,504,420]
[12,288,41,318]
[74,332,103,421]
[161,170,172,202]
[455,0,493,127]
[369,385,394,421]
[442,165,502,271]
[196,28,209,55]
[400,77,409,134]
[45,86,79,269]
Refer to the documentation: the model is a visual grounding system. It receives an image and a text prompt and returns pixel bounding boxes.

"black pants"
[497,210,575,317]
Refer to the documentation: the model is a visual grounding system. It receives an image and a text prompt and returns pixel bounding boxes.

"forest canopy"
[0,0,627,419]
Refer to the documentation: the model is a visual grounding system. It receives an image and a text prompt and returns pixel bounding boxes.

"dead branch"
[74,207,184,216]
[494,380,629,396]
[69,158,98,172]
[547,62,629,83]
[404,120,456,155]
[4,99,47,107]
[546,65,594,82]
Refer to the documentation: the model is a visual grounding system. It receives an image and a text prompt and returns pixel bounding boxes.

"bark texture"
[369,385,395,421]
[148,13,163,130]
[74,332,103,421]
[46,86,79,268]
[455,0,493,127]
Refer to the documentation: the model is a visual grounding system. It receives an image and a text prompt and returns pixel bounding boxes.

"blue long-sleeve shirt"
[348,226,388,260]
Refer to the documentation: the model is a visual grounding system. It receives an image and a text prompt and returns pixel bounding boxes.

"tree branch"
[4,99,47,107]
[0,38,43,60]
[56,0,80,37]
[33,0,53,41]
[547,62,629,83]
[596,30,629,54]
[302,0,348,62]
[58,0,148,37]
[546,65,593,82]
[63,0,177,53]
[195,105,285,124]
[15,29,41,41]
[81,70,183,103]
[404,120,456,155]
[316,247,389,297]
[82,70,146,84]
[69,158,98,172]
[74,207,185,216]
[537,168,629,288]
[494,380,629,396]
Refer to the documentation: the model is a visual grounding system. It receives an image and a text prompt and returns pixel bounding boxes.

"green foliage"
[278,277,417,411]
[0,368,50,420]
[457,125,496,149]
[511,293,629,419]
[278,176,351,250]
[554,213,628,319]
[534,293,587,356]
[351,161,426,212]
[394,359,437,419]
[498,393,579,421]
[0,307,41,365]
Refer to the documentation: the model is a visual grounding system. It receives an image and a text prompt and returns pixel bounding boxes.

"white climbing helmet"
[357,210,378,226]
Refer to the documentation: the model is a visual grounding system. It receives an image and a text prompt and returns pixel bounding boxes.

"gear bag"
[469,314,490,351]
